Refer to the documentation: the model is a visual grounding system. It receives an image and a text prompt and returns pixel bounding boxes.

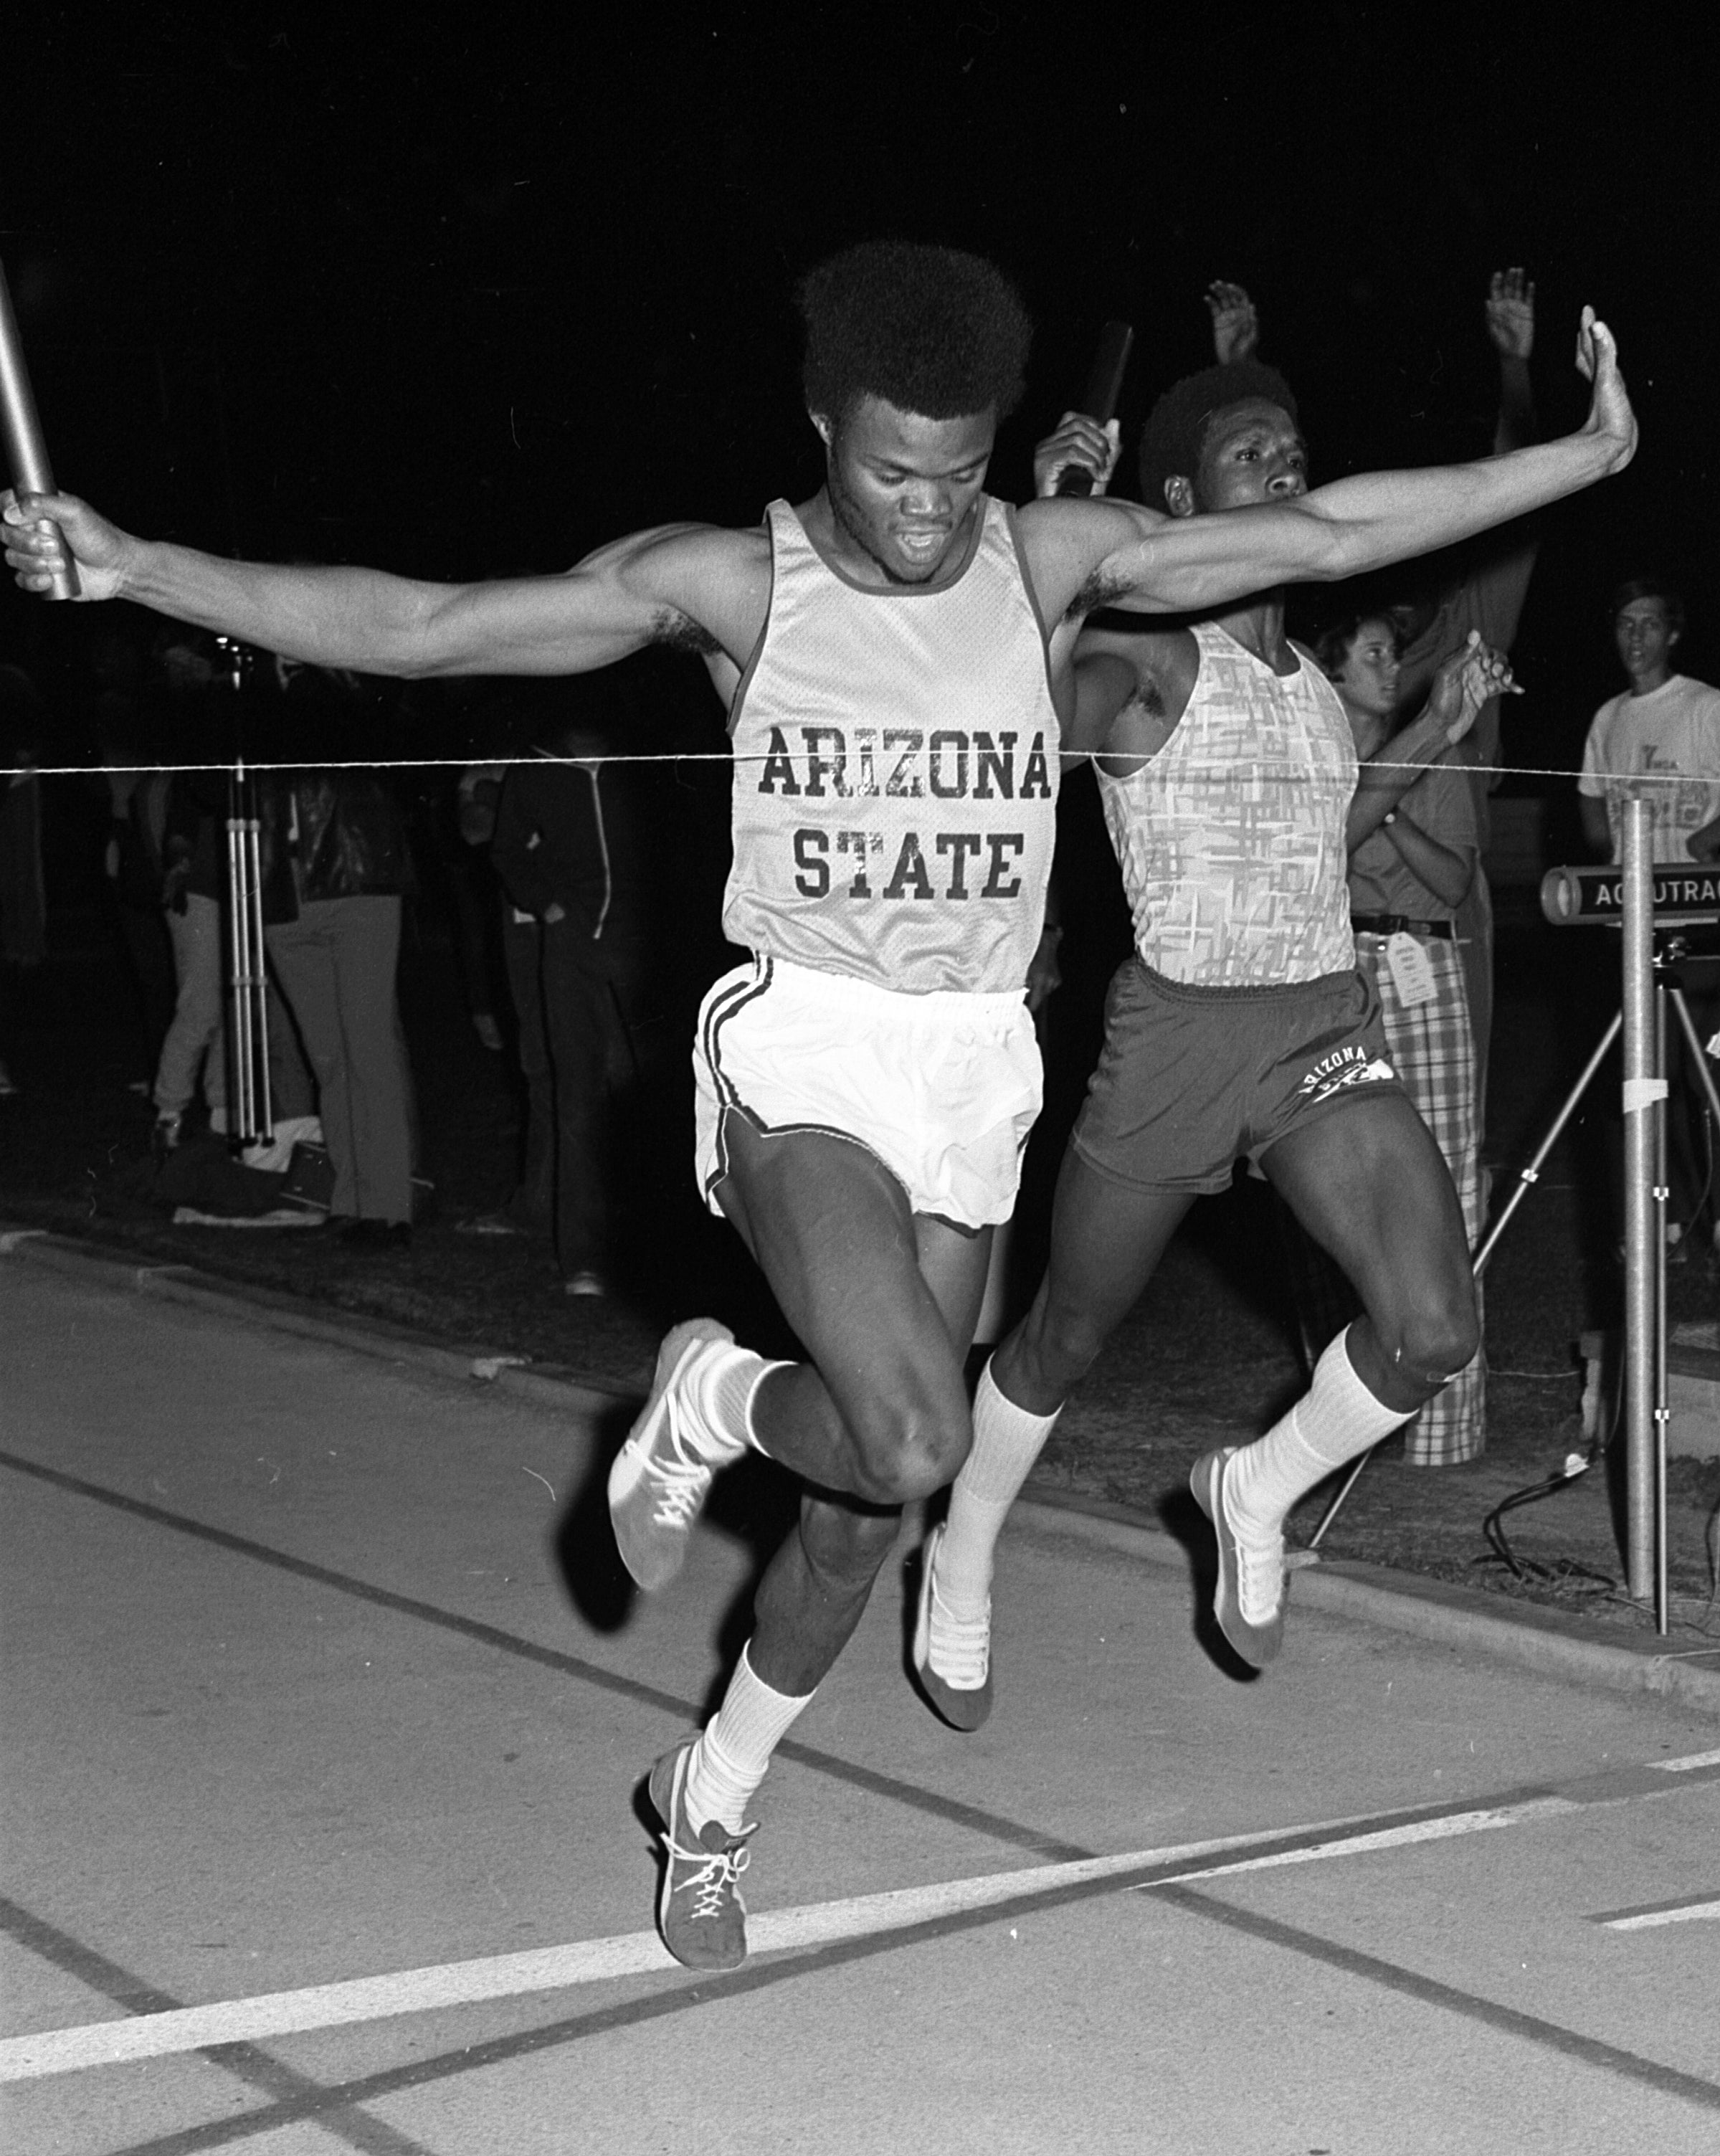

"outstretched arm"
[1,494,764,678]
[1021,310,1633,620]
[1486,267,1538,453]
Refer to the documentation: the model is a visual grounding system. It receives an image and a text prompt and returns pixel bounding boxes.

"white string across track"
[0,754,1693,786]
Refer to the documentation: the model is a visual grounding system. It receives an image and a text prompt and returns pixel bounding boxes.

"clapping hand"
[1205,280,1260,365]
[1485,267,1536,361]
[1427,631,1519,745]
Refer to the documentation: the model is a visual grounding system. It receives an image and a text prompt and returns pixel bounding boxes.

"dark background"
[5,2,1717,797]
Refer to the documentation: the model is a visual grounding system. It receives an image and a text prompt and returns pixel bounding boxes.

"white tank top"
[723,497,1060,994]
[1097,619,1356,986]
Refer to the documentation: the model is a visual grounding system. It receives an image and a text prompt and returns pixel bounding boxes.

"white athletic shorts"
[693,956,1042,1232]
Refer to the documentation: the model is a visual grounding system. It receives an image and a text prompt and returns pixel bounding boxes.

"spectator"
[94,633,177,1075]
[0,663,49,1094]
[1579,576,1720,1255]
[257,658,419,1245]
[1322,614,1501,1463]
[489,706,663,1293]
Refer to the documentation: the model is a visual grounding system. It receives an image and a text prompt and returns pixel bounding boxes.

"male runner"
[1207,269,1543,1101]
[913,351,1524,1727]
[7,244,1635,1969]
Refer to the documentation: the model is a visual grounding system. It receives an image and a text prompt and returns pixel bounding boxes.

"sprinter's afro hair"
[799,241,1032,425]
[1138,360,1300,509]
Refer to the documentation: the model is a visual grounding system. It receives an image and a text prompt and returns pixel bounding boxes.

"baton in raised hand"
[0,258,80,600]
[1054,318,1135,498]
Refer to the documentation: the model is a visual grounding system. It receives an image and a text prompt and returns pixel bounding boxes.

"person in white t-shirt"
[1579,577,1720,1255]
[1579,579,1720,863]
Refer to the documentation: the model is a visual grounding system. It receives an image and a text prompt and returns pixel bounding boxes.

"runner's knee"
[841,1382,971,1503]
[796,1499,902,1595]
[1378,1283,1478,1395]
[1013,1291,1108,1397]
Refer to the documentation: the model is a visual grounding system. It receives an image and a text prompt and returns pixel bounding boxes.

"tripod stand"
[217,638,274,1151]
[1307,873,1720,1630]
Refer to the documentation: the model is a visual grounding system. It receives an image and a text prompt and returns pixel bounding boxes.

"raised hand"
[1,488,130,602]
[1574,308,1638,472]
[1206,280,1259,365]
[1427,632,1520,744]
[1485,267,1536,361]
[1032,412,1122,499]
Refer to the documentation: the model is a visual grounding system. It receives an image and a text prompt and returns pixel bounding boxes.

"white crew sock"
[1228,1326,1410,1542]
[685,1344,793,1466]
[683,1644,814,1835]
[936,1361,1063,1620]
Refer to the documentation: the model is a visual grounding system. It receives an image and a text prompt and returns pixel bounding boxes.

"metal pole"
[1620,799,1660,1605]
[1470,1012,1623,1278]
[228,762,257,1144]
[244,794,272,1144]
[1668,984,1720,1133]
[1655,984,1669,1635]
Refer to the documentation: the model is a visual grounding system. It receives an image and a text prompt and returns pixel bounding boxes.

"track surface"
[4,1260,1719,2155]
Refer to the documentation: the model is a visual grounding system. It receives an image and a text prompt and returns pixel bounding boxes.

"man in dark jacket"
[258,660,417,1242]
[490,710,661,1291]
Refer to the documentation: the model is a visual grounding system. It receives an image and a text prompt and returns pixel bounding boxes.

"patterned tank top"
[723,497,1060,995]
[1096,619,1356,986]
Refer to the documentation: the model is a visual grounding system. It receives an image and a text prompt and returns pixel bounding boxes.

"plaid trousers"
[1359,934,1486,1465]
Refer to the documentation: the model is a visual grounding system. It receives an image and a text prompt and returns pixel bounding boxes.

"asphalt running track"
[4,1251,1719,2155]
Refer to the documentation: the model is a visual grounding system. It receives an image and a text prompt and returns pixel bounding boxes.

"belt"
[1351,913,1455,941]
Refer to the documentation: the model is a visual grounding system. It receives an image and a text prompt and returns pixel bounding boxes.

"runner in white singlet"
[6,246,1638,1970]
[918,356,1520,1714]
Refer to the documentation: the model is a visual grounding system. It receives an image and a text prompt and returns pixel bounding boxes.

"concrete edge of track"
[1009,1487,1720,1719]
[0,1221,635,1418]
[7,1220,1719,1720]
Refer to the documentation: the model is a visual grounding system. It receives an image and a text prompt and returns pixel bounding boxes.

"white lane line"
[1649,1747,1720,1773]
[1594,1896,1720,1930]
[1161,1796,1579,1881]
[0,1794,1577,2085]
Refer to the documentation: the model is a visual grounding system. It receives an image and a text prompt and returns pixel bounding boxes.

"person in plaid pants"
[1320,611,1493,1465]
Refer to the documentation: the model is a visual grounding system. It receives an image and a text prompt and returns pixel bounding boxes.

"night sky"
[7,4,1718,788]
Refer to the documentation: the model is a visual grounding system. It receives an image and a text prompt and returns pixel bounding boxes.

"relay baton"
[1054,318,1135,497]
[0,258,79,600]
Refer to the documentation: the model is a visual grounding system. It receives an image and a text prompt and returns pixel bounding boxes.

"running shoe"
[911,1522,994,1731]
[1189,1447,1287,1668]
[647,1739,755,1970]
[607,1319,738,1590]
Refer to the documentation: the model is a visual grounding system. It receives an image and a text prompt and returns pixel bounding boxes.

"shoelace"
[644,1400,716,1530]
[928,1579,991,1689]
[1232,1527,1286,1626]
[663,1830,751,1921]
[1220,1456,1286,1626]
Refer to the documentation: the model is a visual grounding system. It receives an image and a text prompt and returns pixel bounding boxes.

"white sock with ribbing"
[682,1342,794,1465]
[683,1645,814,1836]
[1227,1326,1410,1544]
[935,1360,1063,1621]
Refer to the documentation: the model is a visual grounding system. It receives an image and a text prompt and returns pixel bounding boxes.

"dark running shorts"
[1072,957,1407,1196]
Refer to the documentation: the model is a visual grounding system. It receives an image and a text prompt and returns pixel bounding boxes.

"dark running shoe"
[647,1739,755,1971]
[911,1523,994,1731]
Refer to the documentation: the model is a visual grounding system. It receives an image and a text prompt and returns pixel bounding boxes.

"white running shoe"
[911,1523,994,1731]
[1190,1447,1288,1668]
[607,1319,739,1590]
